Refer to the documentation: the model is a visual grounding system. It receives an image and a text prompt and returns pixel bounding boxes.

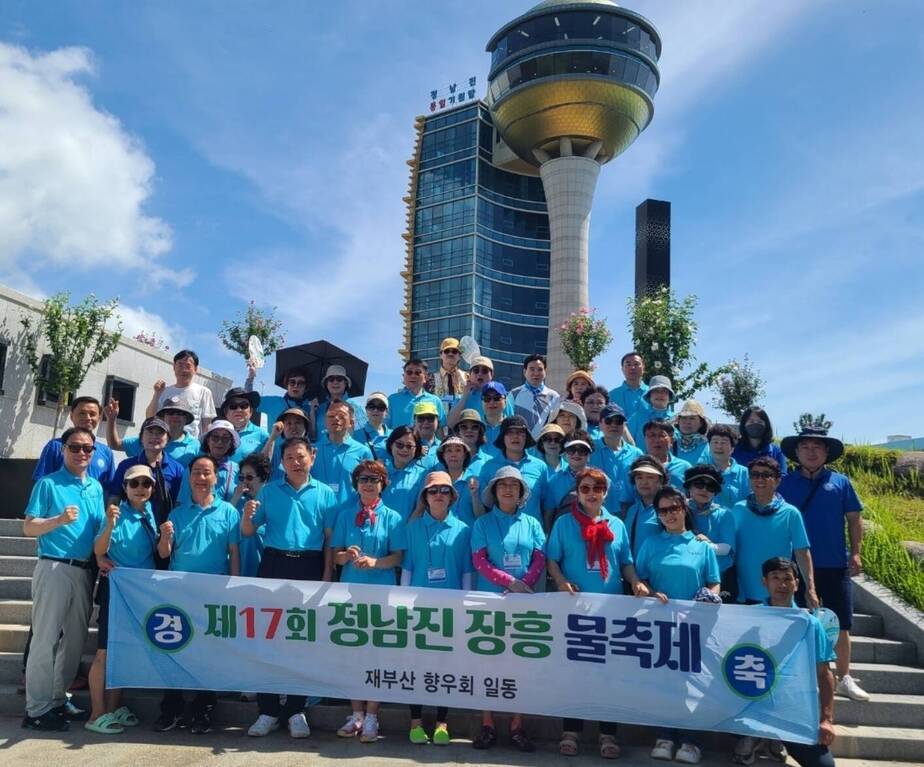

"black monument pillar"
[635,199,670,297]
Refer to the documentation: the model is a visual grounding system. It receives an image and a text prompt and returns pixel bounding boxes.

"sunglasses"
[226,401,250,411]
[65,444,94,454]
[208,433,232,442]
[393,442,416,451]
[426,486,453,496]
[749,471,776,480]
[471,366,491,374]
[327,376,347,384]
[441,349,460,355]
[542,437,564,446]
[366,403,387,412]
[415,415,437,421]
[357,475,382,484]
[565,447,590,455]
[482,395,503,403]
[287,379,307,387]
[657,504,684,515]
[126,478,154,489]
[578,483,607,494]
[603,416,626,425]
[690,479,719,491]
[239,474,258,482]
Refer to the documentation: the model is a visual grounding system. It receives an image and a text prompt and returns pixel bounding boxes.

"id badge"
[587,559,601,572]
[503,553,523,570]
[329,482,340,493]
[427,567,447,583]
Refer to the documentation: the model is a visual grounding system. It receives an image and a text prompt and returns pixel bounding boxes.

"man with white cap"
[310,365,366,441]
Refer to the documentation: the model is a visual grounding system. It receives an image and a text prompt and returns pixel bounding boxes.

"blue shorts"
[799,567,852,631]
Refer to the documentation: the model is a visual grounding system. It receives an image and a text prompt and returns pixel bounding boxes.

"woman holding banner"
[634,486,721,765]
[546,466,649,758]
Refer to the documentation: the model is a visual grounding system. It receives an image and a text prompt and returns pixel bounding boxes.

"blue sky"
[1,1,922,444]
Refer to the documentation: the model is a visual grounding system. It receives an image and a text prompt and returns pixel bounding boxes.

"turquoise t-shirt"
[470,508,546,593]
[386,389,446,429]
[547,509,632,594]
[25,468,105,560]
[620,456,690,504]
[608,381,648,419]
[231,422,269,464]
[589,438,642,510]
[624,499,662,557]
[97,500,157,569]
[253,478,338,551]
[168,499,241,575]
[404,512,473,589]
[332,502,406,586]
[235,495,265,577]
[381,459,428,522]
[312,436,373,511]
[673,433,710,465]
[478,453,550,524]
[178,458,239,504]
[715,459,750,510]
[635,530,720,600]
[690,502,736,572]
[627,406,674,452]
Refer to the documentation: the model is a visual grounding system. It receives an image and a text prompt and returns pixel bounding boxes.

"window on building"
[103,375,138,425]
[35,353,64,407]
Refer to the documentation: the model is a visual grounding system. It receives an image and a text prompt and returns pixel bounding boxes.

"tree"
[218,301,285,361]
[627,286,731,400]
[559,307,614,373]
[712,354,766,421]
[794,412,833,433]
[21,292,122,436]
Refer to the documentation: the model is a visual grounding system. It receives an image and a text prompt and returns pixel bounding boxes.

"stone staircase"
[1,517,922,761]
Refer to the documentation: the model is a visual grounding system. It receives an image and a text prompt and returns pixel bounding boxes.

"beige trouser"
[26,558,93,717]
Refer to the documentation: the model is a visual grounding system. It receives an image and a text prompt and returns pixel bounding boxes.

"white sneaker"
[836,674,870,701]
[288,712,310,739]
[359,714,379,743]
[651,739,675,760]
[675,743,702,764]
[337,712,364,738]
[247,714,279,737]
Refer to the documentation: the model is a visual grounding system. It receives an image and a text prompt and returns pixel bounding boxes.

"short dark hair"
[643,419,674,437]
[621,351,644,366]
[283,369,306,384]
[69,396,101,412]
[581,386,609,405]
[748,456,781,477]
[403,358,428,372]
[173,349,200,366]
[190,454,219,473]
[386,425,424,459]
[739,406,774,449]
[653,486,695,532]
[707,424,738,446]
[522,354,546,369]
[61,426,96,445]
[762,556,799,579]
[281,436,313,456]
[351,459,389,490]
[240,452,272,482]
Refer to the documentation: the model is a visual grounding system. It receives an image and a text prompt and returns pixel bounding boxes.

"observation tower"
[486,0,661,387]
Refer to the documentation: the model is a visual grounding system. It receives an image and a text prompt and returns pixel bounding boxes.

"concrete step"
[0,577,31,600]
[848,663,924,695]
[0,556,38,578]
[851,612,884,638]
[0,537,36,557]
[0,623,97,655]
[0,600,32,624]
[836,692,924,728]
[0,520,22,537]
[851,635,917,665]
[833,724,924,762]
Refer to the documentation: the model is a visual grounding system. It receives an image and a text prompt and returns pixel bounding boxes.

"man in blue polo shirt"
[33,397,115,484]
[608,351,649,420]
[23,426,106,731]
[779,427,867,702]
[312,401,373,513]
[387,359,445,429]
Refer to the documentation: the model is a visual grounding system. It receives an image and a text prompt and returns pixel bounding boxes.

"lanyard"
[491,512,522,558]
[424,515,448,569]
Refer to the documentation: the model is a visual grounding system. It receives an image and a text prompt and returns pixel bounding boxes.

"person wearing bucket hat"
[623,456,668,556]
[609,351,649,420]
[107,397,200,468]
[536,423,567,472]
[387,359,446,430]
[683,464,737,599]
[178,420,240,504]
[470,465,546,753]
[563,370,595,404]
[402,470,473,745]
[673,399,711,465]
[447,357,514,429]
[732,406,789,477]
[590,404,642,512]
[218,388,269,463]
[146,349,217,439]
[309,365,367,442]
[778,426,867,701]
[478,416,549,524]
[354,392,392,461]
[431,337,468,408]
[547,399,588,435]
[431,436,481,525]
[452,408,492,462]
[543,431,596,529]
[261,408,311,481]
[627,375,676,452]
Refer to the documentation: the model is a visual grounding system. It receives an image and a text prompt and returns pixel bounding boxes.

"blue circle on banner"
[144,604,194,653]
[722,644,776,699]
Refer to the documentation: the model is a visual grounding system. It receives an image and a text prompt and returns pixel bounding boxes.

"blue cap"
[601,403,626,421]
[482,381,508,397]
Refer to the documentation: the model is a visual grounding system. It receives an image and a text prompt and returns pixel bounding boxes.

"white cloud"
[112,303,183,352]
[0,43,176,272]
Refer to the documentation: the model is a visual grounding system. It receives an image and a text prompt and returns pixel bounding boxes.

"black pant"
[785,742,835,767]
[161,689,216,717]
[721,565,739,604]
[563,718,618,736]
[256,548,323,719]
[409,705,449,721]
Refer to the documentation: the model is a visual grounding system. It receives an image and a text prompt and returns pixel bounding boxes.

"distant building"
[871,435,924,451]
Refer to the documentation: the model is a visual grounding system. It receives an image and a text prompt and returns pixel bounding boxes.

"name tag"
[329,482,340,493]
[587,559,601,572]
[503,553,523,570]
[427,567,447,583]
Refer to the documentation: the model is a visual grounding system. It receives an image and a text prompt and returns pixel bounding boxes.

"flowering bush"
[711,354,765,420]
[559,307,613,372]
[218,301,286,361]
[134,330,169,351]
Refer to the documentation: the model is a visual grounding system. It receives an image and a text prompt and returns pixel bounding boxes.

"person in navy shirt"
[386,359,445,430]
[32,396,115,485]
[732,406,788,476]
[218,387,268,463]
[608,351,648,420]
[23,426,106,732]
[779,427,867,702]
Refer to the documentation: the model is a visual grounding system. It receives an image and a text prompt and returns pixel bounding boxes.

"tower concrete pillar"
[539,154,601,391]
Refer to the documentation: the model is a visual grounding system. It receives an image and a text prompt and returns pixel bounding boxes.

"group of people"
[21,341,865,767]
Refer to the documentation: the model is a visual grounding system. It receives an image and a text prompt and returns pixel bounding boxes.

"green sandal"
[85,713,124,735]
[111,707,140,727]
[433,724,451,745]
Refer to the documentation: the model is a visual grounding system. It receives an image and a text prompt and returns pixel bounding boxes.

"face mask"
[745,422,766,439]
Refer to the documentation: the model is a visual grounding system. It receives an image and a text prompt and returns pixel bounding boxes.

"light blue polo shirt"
[547,509,632,594]
[761,602,836,664]
[470,508,546,593]
[690,502,736,572]
[258,395,312,433]
[235,495,265,577]
[316,397,367,435]
[404,512,473,589]
[253,477,338,551]
[635,530,720,600]
[231,422,269,463]
[608,381,649,419]
[386,388,446,429]
[587,424,603,442]
[673,434,710,465]
[122,432,200,467]
[483,421,503,453]
[332,503,406,586]
[624,499,662,556]
[97,501,158,569]
[733,497,811,601]
[627,406,674,453]
[353,424,391,462]
[479,453,550,524]
[544,468,581,516]
[25,468,106,560]
[713,459,751,510]
[312,436,373,510]
[434,467,479,527]
[168,499,241,575]
[32,438,115,485]
[590,438,642,510]
[382,459,428,522]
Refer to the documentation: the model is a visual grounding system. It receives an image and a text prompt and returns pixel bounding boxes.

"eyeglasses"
[415,415,437,422]
[357,475,382,484]
[657,504,684,515]
[565,447,590,455]
[482,395,503,403]
[287,379,307,387]
[326,376,347,384]
[471,366,491,374]
[579,483,607,494]
[126,478,154,489]
[393,442,416,451]
[239,474,258,482]
[690,479,719,491]
[208,433,232,442]
[404,369,424,376]
[65,444,94,454]
[441,349,460,356]
[749,471,776,480]
[366,403,386,411]
[426,486,453,496]
[226,401,250,411]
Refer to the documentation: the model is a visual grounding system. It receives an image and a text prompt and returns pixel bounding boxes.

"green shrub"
[833,446,924,498]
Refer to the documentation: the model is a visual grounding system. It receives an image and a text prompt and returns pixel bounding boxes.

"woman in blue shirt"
[332,459,406,745]
[219,388,268,463]
[230,452,271,578]
[381,427,428,522]
[673,399,711,465]
[402,471,473,746]
[732,406,788,476]
[635,487,720,765]
[683,464,737,601]
[85,464,158,735]
[536,423,566,473]
[178,420,240,503]
[430,436,480,525]
[547,467,648,759]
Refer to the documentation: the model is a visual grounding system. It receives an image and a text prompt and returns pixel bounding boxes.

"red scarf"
[570,502,614,581]
[355,499,380,528]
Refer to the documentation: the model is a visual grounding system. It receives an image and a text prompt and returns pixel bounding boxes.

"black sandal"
[511,727,535,752]
[472,725,497,749]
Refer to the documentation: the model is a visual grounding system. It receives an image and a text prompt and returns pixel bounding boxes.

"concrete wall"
[0,283,232,461]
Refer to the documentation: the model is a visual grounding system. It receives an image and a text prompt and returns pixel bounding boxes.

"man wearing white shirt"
[145,349,217,439]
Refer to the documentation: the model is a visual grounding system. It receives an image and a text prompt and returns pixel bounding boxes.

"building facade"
[401,101,551,389]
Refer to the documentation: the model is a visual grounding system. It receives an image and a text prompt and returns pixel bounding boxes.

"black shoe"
[154,712,184,732]
[53,700,89,721]
[190,711,213,734]
[22,710,70,731]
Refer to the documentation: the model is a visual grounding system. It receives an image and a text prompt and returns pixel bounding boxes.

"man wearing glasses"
[33,396,115,484]
[387,359,445,430]
[446,356,513,428]
[430,338,468,409]
[589,404,642,512]
[22,426,106,731]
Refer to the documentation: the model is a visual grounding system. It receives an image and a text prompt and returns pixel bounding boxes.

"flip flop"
[111,707,140,727]
[84,713,124,735]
